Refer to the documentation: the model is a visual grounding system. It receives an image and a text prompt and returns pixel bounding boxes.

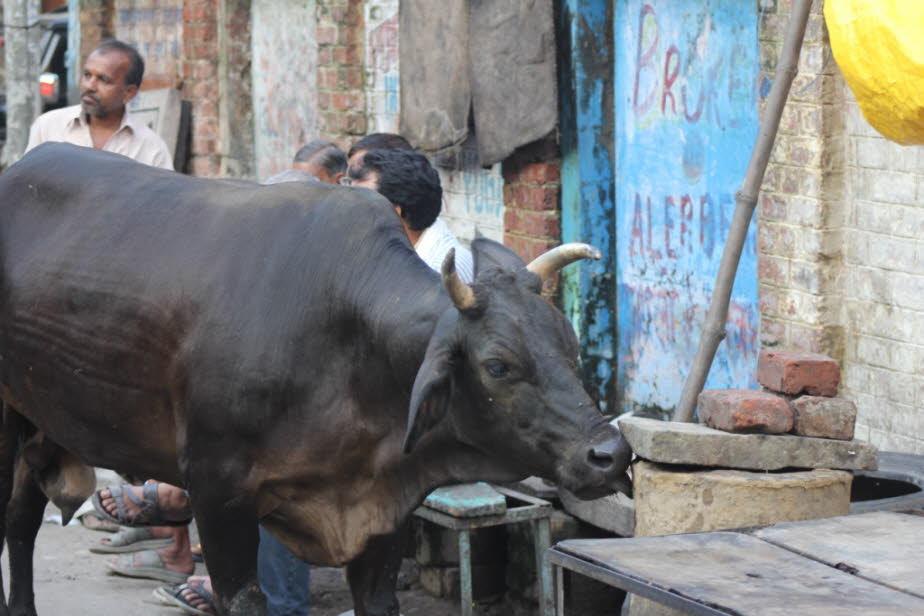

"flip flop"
[89,526,174,554]
[91,483,192,527]
[153,579,216,615]
[105,549,192,585]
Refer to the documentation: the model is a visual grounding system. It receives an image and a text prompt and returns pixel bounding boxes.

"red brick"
[698,389,794,434]
[510,161,561,185]
[504,184,558,212]
[317,26,337,45]
[757,349,840,396]
[789,396,856,440]
[505,209,560,239]
[317,47,333,65]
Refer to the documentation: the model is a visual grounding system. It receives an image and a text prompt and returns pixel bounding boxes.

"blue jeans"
[258,526,311,616]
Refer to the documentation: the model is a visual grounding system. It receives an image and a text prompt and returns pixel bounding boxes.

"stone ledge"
[618,416,877,471]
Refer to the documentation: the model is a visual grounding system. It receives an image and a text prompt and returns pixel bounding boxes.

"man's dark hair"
[294,140,347,176]
[347,133,413,159]
[95,40,145,87]
[350,149,441,231]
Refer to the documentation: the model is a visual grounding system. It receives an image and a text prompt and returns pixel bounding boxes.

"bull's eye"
[483,360,510,378]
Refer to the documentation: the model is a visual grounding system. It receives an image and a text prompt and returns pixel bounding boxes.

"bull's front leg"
[6,456,48,616]
[186,461,265,616]
[346,520,410,616]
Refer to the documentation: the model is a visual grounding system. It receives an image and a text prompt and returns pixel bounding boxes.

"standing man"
[26,39,173,170]
[348,148,474,283]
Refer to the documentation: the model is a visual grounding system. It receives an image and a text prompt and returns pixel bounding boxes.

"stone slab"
[423,482,507,517]
[558,488,635,537]
[618,416,877,471]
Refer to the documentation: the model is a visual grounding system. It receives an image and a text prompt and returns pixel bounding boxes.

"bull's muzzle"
[568,430,634,500]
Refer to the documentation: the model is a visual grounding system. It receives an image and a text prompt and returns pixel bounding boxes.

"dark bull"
[0,143,632,616]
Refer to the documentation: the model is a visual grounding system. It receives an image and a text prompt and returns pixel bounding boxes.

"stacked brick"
[698,349,857,441]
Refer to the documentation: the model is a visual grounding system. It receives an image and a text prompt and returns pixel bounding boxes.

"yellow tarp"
[825,0,924,145]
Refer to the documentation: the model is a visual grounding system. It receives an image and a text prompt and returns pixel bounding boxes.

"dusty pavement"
[4,500,485,616]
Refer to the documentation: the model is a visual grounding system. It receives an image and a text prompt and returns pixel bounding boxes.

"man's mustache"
[81,91,99,104]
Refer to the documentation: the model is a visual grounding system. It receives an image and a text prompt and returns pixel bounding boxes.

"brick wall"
[182,0,220,176]
[840,87,924,454]
[79,0,115,62]
[757,0,843,356]
[502,138,562,294]
[759,0,924,454]
[315,0,365,150]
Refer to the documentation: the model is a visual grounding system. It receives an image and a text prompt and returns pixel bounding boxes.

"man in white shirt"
[347,148,474,283]
[26,39,173,170]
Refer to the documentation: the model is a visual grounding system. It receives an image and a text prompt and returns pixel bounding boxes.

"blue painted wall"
[613,0,760,414]
[560,0,617,411]
[560,0,760,417]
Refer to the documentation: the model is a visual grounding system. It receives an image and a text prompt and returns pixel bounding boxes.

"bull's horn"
[441,248,476,310]
[525,243,602,281]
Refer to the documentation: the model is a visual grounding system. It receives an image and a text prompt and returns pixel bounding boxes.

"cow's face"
[404,241,632,500]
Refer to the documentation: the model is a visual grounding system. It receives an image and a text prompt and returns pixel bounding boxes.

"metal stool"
[413,483,555,616]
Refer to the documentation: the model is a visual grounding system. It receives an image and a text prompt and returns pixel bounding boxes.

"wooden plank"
[557,532,924,615]
[753,512,924,599]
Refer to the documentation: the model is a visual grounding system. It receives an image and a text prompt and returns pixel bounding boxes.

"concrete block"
[618,417,877,471]
[558,488,635,537]
[418,563,506,601]
[632,460,853,537]
[791,395,857,440]
[698,389,794,434]
[757,349,840,396]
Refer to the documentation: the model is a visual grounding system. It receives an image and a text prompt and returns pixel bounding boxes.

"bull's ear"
[472,238,527,275]
[403,319,458,453]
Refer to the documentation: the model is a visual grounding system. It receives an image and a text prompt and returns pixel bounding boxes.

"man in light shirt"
[26,39,173,170]
[347,148,474,283]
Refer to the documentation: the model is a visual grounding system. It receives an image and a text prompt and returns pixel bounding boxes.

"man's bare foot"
[96,481,192,525]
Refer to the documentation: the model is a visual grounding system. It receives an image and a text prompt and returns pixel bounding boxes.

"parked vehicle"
[0,7,69,143]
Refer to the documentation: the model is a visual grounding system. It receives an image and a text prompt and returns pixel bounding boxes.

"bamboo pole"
[673,0,815,423]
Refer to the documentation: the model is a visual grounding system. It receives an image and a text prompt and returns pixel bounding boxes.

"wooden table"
[548,512,924,615]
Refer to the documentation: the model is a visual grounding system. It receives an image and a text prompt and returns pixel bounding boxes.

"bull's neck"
[352,244,454,380]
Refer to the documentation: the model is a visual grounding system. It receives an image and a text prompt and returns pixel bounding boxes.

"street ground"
[1,469,485,616]
[4,506,476,616]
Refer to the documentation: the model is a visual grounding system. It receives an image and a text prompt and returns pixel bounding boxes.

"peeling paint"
[614,0,760,413]
[252,0,318,180]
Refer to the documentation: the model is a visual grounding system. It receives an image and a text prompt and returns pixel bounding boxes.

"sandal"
[153,579,216,615]
[89,526,174,554]
[104,549,193,585]
[91,483,192,527]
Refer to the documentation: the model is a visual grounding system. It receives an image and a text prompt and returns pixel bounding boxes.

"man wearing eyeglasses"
[345,148,474,284]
